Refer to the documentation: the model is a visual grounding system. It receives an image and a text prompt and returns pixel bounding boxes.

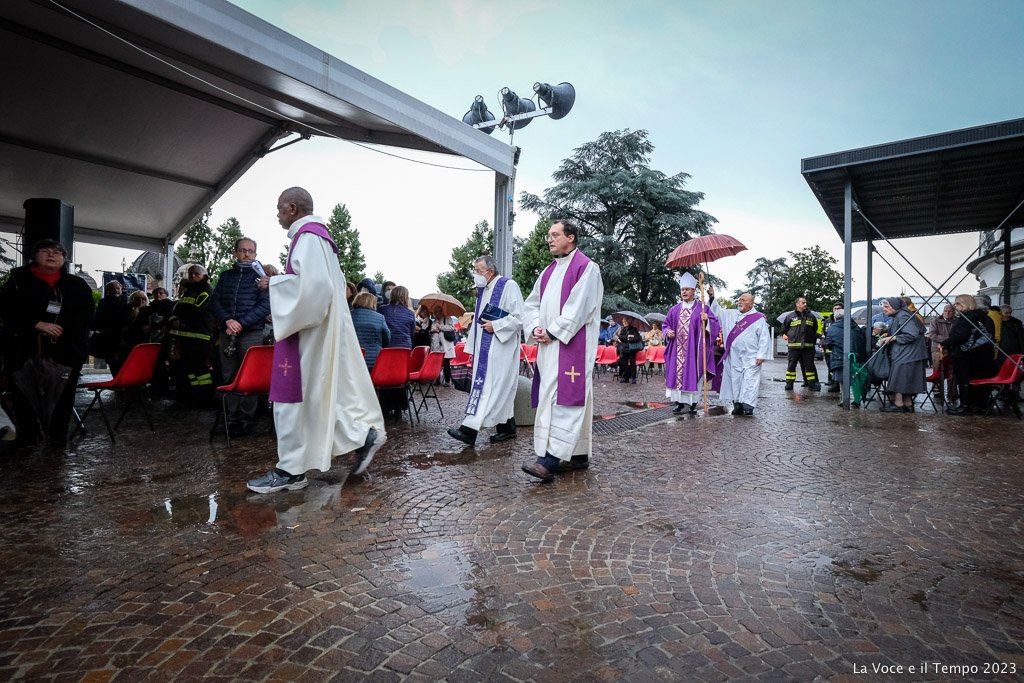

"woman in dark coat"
[943,293,997,415]
[616,319,644,384]
[0,239,95,448]
[877,297,928,413]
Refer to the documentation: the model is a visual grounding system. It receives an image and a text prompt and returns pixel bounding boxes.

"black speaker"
[23,198,74,263]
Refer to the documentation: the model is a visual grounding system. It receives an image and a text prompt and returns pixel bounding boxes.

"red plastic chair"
[76,343,162,443]
[597,345,619,374]
[969,353,1024,418]
[371,347,413,423]
[409,351,445,419]
[648,345,666,374]
[520,344,538,376]
[919,361,944,412]
[409,345,430,376]
[635,347,650,382]
[209,345,274,445]
[451,342,472,368]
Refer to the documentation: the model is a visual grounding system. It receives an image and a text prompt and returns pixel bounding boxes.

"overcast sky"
[80,0,1024,304]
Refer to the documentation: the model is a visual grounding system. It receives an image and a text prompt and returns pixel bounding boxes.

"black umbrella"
[12,347,73,437]
[613,311,652,332]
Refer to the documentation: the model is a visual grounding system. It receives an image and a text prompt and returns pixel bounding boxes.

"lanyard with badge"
[46,286,63,318]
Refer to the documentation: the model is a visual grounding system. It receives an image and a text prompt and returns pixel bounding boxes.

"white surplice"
[270,215,385,474]
[522,250,603,461]
[461,277,525,431]
[712,301,772,407]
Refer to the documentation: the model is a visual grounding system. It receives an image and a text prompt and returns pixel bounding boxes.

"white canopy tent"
[0,0,516,280]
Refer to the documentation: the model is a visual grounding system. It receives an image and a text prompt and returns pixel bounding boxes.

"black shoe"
[880,404,908,413]
[672,402,686,414]
[742,406,754,416]
[731,403,743,416]
[688,403,698,414]
[630,378,637,384]
[489,430,517,443]
[827,383,840,393]
[351,428,385,475]
[809,382,822,392]
[784,381,794,391]
[447,426,477,447]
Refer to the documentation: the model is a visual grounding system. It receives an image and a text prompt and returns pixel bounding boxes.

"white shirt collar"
[287,214,324,238]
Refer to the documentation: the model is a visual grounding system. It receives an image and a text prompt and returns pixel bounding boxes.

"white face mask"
[472,273,488,288]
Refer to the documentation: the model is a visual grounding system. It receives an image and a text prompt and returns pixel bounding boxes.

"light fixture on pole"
[459,79,576,277]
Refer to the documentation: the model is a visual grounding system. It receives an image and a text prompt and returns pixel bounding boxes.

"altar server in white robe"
[447,255,524,447]
[247,187,385,494]
[521,220,603,482]
[709,288,772,416]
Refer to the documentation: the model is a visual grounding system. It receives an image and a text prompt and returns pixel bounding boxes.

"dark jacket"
[0,265,95,370]
[999,316,1024,355]
[379,304,415,349]
[780,310,819,347]
[824,317,867,370]
[351,307,390,369]
[209,263,271,332]
[945,309,997,381]
[170,280,217,341]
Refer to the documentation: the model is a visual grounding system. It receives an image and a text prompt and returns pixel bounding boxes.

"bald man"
[247,187,385,493]
[709,289,771,416]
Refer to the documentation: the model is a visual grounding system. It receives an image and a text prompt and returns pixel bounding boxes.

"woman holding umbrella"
[615,313,647,384]
[0,239,94,449]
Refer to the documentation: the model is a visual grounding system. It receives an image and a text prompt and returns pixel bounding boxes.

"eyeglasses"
[236,248,255,254]
[37,248,65,255]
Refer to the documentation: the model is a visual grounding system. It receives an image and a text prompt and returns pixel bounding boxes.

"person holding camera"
[616,317,644,384]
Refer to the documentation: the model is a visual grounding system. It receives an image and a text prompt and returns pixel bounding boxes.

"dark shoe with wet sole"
[555,455,590,473]
[447,426,477,447]
[521,461,554,482]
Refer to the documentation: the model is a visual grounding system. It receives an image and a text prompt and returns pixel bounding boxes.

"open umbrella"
[419,292,466,318]
[613,311,652,332]
[645,312,667,323]
[664,235,747,417]
[665,234,747,269]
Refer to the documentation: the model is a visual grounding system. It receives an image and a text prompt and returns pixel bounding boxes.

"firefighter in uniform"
[779,296,821,391]
[168,265,217,400]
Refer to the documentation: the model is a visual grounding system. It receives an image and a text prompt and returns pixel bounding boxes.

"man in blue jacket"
[210,237,271,434]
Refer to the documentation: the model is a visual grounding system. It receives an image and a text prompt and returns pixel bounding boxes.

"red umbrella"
[665,234,747,269]
[664,234,747,418]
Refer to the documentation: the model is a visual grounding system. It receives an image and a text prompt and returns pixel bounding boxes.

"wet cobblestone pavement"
[1,359,1022,681]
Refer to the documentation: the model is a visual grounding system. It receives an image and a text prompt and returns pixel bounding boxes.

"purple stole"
[465,277,509,416]
[531,249,592,408]
[712,311,765,391]
[269,222,339,403]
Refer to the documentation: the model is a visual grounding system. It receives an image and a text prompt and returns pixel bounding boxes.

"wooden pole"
[699,272,709,414]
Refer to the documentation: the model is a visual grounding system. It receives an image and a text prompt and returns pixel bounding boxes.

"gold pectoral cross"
[278,359,293,376]
[564,366,581,383]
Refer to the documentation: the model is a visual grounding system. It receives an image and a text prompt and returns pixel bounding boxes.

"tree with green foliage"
[520,129,718,313]
[373,270,386,284]
[512,216,553,295]
[436,220,493,310]
[175,210,244,286]
[757,246,844,327]
[734,256,788,306]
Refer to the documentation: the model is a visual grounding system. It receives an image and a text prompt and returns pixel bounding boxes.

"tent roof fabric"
[0,0,512,250]
[801,117,1024,242]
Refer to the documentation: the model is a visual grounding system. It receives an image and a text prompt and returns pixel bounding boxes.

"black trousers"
[785,347,819,384]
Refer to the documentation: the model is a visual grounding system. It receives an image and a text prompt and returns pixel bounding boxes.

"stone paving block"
[1,364,1022,680]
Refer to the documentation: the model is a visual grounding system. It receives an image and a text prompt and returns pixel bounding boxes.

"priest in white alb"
[446,255,524,447]
[521,220,603,482]
[247,187,385,494]
[709,287,772,416]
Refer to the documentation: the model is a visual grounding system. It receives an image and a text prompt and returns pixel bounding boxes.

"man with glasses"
[521,220,603,482]
[0,239,94,450]
[210,237,270,435]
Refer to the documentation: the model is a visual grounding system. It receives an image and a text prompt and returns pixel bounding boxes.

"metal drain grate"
[592,406,678,435]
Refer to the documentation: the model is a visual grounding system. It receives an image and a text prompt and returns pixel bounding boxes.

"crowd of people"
[1,186,1020,492]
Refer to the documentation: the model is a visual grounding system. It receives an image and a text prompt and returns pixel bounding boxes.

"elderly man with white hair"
[708,288,771,416]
